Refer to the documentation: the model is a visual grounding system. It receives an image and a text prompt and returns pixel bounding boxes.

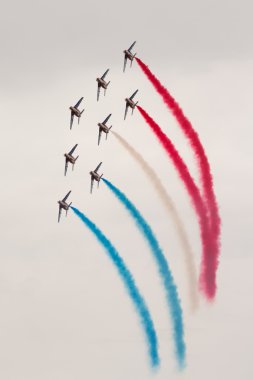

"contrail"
[137,106,214,300]
[112,131,198,311]
[135,57,220,298]
[71,206,159,368]
[102,179,186,369]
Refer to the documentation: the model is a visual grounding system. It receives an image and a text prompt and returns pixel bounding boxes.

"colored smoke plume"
[112,131,198,311]
[102,179,186,369]
[137,106,215,299]
[135,57,221,298]
[71,206,160,368]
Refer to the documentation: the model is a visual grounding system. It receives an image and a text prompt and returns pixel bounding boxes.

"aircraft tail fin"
[131,54,136,67]
[132,102,138,115]
[80,109,84,121]
[104,130,108,140]
[107,126,112,139]
[98,175,103,188]
[78,110,84,124]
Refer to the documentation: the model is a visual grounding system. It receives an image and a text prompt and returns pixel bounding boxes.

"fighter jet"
[64,144,79,176]
[69,97,84,129]
[96,69,110,101]
[58,191,72,223]
[97,114,112,145]
[90,162,103,194]
[124,90,138,120]
[123,41,136,72]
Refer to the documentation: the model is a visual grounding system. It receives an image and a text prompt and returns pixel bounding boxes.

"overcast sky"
[1,0,253,379]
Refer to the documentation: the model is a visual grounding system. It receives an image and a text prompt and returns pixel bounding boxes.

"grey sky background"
[1,0,253,379]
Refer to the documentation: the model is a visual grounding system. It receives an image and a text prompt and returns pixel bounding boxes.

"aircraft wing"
[124,103,129,120]
[97,84,101,101]
[70,112,74,130]
[62,190,71,202]
[94,162,102,173]
[123,55,127,72]
[98,128,102,146]
[68,144,78,156]
[130,89,138,100]
[128,41,136,52]
[64,159,68,176]
[102,113,111,125]
[101,69,109,80]
[58,206,62,223]
[90,178,94,194]
[74,97,84,109]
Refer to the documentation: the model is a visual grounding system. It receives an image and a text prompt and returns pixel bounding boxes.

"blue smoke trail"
[71,206,159,368]
[102,178,186,368]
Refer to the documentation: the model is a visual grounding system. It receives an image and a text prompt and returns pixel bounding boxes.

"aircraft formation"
[58,42,138,222]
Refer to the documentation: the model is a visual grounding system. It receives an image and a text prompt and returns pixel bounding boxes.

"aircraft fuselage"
[98,122,110,133]
[58,200,69,211]
[90,171,100,182]
[125,98,136,109]
[64,153,75,164]
[96,78,108,89]
[69,106,81,117]
[124,50,134,61]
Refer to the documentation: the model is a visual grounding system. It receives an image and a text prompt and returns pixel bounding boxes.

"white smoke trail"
[112,131,199,311]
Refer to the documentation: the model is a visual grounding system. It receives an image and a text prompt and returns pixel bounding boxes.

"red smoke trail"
[137,105,216,299]
[135,57,220,294]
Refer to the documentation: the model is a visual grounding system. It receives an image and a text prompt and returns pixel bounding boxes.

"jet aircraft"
[90,162,103,194]
[123,41,136,72]
[64,144,79,176]
[97,114,112,145]
[96,69,110,101]
[58,191,72,223]
[124,90,138,120]
[69,97,84,129]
